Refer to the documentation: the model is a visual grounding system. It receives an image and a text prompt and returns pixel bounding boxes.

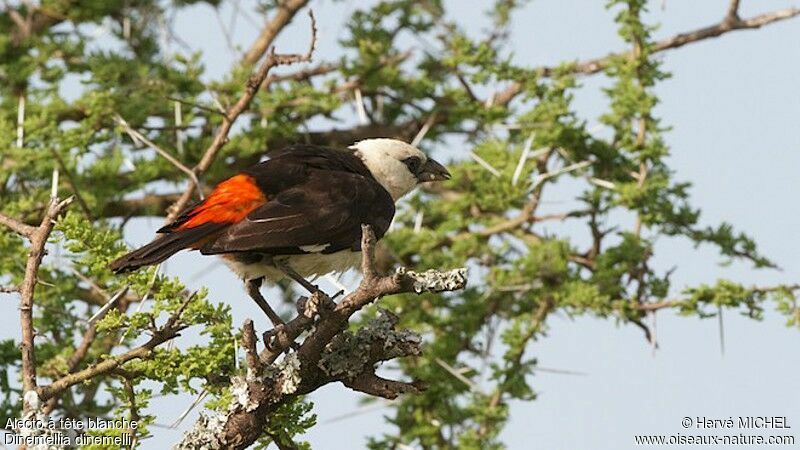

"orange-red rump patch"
[177,174,266,230]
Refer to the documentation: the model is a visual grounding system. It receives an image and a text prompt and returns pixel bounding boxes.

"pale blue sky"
[3,1,799,448]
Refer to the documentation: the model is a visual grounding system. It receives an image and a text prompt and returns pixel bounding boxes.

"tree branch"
[0,212,37,238]
[38,291,197,402]
[493,6,800,105]
[628,283,800,312]
[726,0,741,24]
[242,0,310,65]
[1,284,20,293]
[10,196,74,412]
[342,372,424,400]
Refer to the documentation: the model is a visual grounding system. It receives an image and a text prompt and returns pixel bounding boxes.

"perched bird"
[109,138,450,325]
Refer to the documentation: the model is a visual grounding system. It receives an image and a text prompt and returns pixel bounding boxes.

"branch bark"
[0,212,37,238]
[242,0,310,65]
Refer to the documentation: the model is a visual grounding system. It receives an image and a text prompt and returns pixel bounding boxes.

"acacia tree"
[1,0,798,448]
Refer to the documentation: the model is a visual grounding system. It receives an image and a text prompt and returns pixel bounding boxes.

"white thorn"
[234,334,240,371]
[50,168,59,200]
[528,146,551,160]
[354,89,368,125]
[174,101,184,155]
[411,114,436,147]
[469,151,501,177]
[88,286,129,324]
[16,94,25,148]
[589,177,616,190]
[171,389,209,429]
[484,91,496,108]
[532,160,591,190]
[413,210,424,233]
[511,134,534,186]
[434,358,481,393]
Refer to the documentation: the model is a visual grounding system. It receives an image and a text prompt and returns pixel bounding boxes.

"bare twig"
[265,62,338,84]
[16,93,25,148]
[242,0,310,65]
[42,284,123,416]
[121,376,141,448]
[0,212,37,238]
[725,0,741,24]
[630,284,800,312]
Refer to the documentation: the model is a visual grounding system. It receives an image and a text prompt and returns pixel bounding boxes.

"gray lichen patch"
[278,353,302,394]
[174,411,227,449]
[262,352,302,395]
[396,267,468,293]
[318,310,422,379]
[229,376,260,412]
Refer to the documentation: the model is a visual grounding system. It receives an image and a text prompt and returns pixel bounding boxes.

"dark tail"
[109,223,225,273]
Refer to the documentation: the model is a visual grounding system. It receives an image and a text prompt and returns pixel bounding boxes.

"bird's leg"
[245,277,285,328]
[273,260,322,295]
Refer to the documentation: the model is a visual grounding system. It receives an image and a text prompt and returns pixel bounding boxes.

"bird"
[109,138,450,326]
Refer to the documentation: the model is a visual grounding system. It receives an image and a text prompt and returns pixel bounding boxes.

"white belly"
[222,250,361,283]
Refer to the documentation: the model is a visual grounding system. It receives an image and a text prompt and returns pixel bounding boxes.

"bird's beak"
[416,158,451,182]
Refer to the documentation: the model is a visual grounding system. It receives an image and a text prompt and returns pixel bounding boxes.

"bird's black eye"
[403,156,422,174]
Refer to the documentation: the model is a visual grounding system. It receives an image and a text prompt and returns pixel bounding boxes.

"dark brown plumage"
[109,144,395,274]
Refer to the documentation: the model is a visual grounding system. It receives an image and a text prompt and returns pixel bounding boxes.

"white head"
[351,138,451,201]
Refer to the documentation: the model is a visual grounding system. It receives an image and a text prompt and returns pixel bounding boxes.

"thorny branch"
[176,225,467,449]
[492,5,800,104]
[42,286,130,415]
[37,292,198,402]
[629,284,800,312]
[0,195,75,412]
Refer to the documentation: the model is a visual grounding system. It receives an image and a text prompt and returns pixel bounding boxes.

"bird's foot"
[246,278,286,328]
[263,326,299,353]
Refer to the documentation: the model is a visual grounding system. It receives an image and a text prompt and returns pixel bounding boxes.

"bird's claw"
[262,326,299,353]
